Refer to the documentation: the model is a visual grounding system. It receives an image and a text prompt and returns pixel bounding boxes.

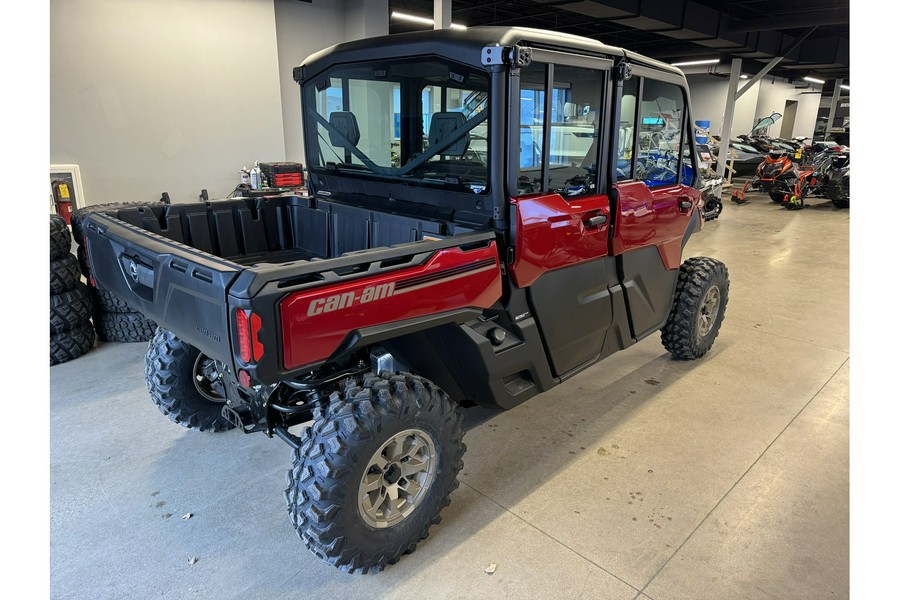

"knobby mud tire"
[285,371,465,574]
[50,216,72,260]
[661,257,730,360]
[94,310,157,343]
[50,322,95,366]
[50,282,93,335]
[50,254,82,295]
[144,328,236,432]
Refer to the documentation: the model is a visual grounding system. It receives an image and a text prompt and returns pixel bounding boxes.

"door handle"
[586,214,608,228]
[678,196,693,211]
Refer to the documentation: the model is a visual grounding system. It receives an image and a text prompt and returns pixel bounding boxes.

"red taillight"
[250,313,264,361]
[236,309,251,363]
[236,309,264,364]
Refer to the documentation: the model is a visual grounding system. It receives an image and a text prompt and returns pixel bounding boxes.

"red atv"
[784,150,850,210]
[731,149,798,204]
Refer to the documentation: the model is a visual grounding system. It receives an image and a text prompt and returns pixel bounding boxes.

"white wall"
[754,78,821,141]
[274,0,350,165]
[686,75,759,138]
[686,73,821,142]
[50,0,287,205]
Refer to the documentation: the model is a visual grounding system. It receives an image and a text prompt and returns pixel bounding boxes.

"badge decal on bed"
[307,282,396,316]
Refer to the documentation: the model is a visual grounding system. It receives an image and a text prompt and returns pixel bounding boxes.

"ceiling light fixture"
[391,11,467,30]
[803,76,825,84]
[840,84,850,91]
[740,74,749,79]
[672,58,720,67]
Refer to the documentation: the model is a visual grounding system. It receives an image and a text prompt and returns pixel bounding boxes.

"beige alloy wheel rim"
[357,429,437,529]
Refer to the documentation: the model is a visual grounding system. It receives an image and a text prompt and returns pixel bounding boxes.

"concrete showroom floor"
[50,190,850,600]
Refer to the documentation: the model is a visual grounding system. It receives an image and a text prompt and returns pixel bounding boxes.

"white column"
[716,58,742,180]
[434,0,452,29]
[345,0,388,41]
[827,78,843,130]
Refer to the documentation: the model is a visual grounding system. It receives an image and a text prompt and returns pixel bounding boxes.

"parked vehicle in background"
[730,149,798,204]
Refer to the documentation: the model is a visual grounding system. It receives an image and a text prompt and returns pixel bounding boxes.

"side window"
[636,79,685,187]
[517,63,547,194]
[546,65,603,197]
[617,77,638,181]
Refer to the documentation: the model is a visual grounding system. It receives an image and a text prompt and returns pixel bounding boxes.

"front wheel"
[145,328,236,432]
[661,257,729,359]
[285,372,465,574]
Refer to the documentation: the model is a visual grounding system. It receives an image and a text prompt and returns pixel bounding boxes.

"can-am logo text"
[307,282,396,316]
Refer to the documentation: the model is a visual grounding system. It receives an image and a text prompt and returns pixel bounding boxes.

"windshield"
[752,112,782,132]
[303,58,490,194]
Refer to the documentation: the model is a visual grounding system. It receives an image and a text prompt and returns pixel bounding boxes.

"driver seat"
[428,112,470,158]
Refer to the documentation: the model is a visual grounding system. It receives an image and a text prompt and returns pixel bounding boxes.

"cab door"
[508,57,621,377]
[612,74,700,338]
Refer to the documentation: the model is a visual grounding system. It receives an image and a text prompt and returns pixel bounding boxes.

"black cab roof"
[298,26,684,83]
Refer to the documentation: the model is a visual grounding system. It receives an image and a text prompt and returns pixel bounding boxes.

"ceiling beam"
[729,9,849,32]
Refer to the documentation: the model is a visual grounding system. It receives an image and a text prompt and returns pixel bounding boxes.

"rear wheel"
[661,257,729,360]
[285,372,465,574]
[145,328,236,432]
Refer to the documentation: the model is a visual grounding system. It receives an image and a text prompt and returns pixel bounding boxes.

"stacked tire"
[71,203,159,344]
[50,214,96,365]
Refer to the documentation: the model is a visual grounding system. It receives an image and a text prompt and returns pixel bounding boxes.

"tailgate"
[83,212,242,363]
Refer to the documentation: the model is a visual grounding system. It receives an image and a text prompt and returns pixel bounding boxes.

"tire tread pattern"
[50,283,93,334]
[50,322,95,365]
[90,286,133,312]
[144,327,235,432]
[285,371,465,574]
[50,226,72,260]
[661,257,729,360]
[94,310,157,343]
[50,254,82,294]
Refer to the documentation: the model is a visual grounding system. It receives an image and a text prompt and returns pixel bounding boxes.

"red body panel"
[509,193,611,287]
[279,242,502,370]
[612,181,698,270]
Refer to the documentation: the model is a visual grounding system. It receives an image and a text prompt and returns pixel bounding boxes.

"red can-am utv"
[82,27,729,574]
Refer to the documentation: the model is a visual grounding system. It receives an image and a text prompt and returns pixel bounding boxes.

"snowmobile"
[730,149,798,204]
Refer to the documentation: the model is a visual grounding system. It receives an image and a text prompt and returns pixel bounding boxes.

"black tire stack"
[71,203,159,344]
[50,214,96,365]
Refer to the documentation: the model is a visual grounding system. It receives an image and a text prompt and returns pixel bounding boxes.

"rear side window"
[546,65,602,197]
[518,63,547,193]
[515,62,605,197]
[635,79,685,188]
[617,78,638,181]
